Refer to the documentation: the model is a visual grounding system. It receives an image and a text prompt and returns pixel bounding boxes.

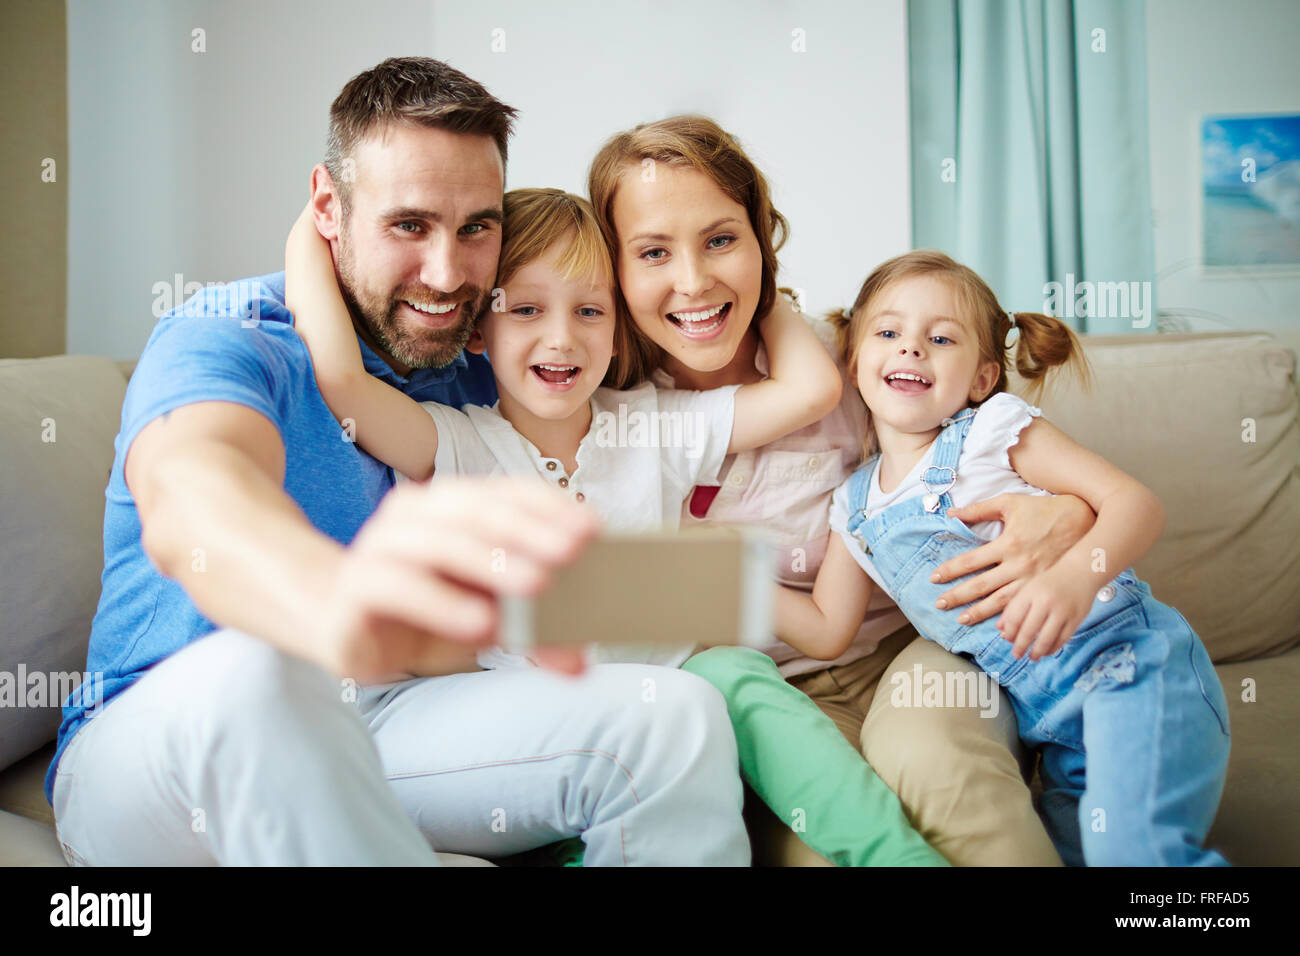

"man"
[47,57,750,866]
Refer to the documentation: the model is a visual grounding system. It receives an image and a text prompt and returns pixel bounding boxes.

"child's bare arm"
[728,296,842,453]
[774,532,876,660]
[998,417,1166,659]
[284,204,440,481]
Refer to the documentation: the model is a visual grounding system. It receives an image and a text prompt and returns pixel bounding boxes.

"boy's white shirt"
[829,391,1051,598]
[409,380,740,669]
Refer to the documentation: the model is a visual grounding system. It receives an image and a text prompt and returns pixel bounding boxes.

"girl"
[285,188,946,866]
[777,249,1231,866]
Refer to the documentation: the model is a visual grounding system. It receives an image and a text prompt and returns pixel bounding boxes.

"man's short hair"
[323,56,518,213]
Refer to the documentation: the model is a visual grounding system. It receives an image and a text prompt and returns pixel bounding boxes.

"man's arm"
[126,401,597,680]
[927,493,1097,626]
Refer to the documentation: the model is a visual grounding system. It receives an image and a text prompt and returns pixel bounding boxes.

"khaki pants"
[747,623,1063,866]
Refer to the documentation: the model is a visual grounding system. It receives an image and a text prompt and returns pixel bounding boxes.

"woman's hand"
[996,565,1097,660]
[930,493,1095,625]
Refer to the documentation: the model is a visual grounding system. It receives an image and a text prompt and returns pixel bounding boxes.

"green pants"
[683,646,947,867]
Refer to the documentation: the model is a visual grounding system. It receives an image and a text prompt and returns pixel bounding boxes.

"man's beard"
[335,232,488,370]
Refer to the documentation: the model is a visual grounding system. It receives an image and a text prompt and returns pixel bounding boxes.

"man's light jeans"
[52,630,750,866]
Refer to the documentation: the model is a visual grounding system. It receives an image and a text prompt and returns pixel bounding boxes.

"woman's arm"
[774,532,876,660]
[728,296,842,453]
[994,418,1165,659]
[929,493,1096,625]
[284,204,440,481]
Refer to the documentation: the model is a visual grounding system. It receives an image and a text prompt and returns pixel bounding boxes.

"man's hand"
[995,566,1096,660]
[929,493,1095,626]
[129,401,596,685]
[315,478,600,682]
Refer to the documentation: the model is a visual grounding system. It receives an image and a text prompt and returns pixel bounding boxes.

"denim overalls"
[843,406,1232,866]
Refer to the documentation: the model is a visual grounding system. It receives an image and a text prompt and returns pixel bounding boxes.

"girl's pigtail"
[1008,311,1095,404]
[825,307,856,368]
[825,306,877,462]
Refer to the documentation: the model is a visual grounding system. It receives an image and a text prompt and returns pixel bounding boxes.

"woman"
[588,116,1096,865]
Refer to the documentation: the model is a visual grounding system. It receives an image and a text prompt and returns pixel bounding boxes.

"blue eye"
[514,306,539,317]
[578,307,602,318]
[397,222,422,234]
[878,330,897,339]
[640,248,667,261]
[931,335,952,345]
[707,235,735,249]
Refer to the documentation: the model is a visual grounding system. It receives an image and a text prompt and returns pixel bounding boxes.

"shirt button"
[807,456,818,469]
[545,461,557,471]
[558,477,568,488]
[575,492,585,502]
[729,473,746,486]
[1097,584,1116,602]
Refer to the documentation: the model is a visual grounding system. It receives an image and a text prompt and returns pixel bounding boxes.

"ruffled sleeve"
[828,476,853,535]
[966,392,1044,473]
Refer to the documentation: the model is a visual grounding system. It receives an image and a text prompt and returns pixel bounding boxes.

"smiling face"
[611,165,762,381]
[333,123,504,372]
[852,275,1001,437]
[471,239,616,428]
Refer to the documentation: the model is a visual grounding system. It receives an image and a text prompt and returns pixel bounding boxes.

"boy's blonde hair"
[828,249,1094,458]
[498,188,614,291]
[587,115,789,388]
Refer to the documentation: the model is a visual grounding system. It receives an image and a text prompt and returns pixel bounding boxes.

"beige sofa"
[2,330,1298,866]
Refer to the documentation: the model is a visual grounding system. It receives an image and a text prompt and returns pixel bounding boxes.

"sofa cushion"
[1208,649,1300,865]
[0,356,126,771]
[1013,332,1300,663]
[0,741,56,826]
[0,810,67,866]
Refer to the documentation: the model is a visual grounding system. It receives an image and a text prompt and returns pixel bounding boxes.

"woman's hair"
[497,188,614,291]
[828,249,1094,458]
[587,115,789,388]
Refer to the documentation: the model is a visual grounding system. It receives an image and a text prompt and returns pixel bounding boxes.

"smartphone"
[498,528,773,653]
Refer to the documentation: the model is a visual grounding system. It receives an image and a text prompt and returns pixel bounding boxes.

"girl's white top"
[828,392,1051,598]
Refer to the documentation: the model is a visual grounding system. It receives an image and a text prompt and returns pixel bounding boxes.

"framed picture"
[1201,112,1300,274]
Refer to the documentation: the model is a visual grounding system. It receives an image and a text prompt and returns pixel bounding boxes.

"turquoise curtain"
[909,0,1157,332]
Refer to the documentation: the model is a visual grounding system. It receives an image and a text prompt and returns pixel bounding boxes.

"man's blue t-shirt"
[45,271,497,802]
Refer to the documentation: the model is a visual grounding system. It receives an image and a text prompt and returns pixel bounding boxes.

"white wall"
[67,0,435,357]
[1146,0,1300,341]
[67,0,910,358]
[428,0,910,325]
